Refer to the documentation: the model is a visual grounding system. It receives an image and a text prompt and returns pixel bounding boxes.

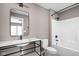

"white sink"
[15,38,41,47]
[15,39,30,47]
[15,43,29,47]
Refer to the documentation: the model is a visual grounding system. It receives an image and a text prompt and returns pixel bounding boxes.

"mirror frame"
[9,9,30,37]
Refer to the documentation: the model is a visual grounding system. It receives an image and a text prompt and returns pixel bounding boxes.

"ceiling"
[36,3,75,12]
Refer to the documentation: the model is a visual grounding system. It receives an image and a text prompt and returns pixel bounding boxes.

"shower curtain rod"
[51,3,79,16]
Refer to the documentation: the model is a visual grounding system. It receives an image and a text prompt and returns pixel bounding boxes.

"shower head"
[55,17,60,21]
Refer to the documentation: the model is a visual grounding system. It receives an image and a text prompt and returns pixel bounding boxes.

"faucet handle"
[56,40,59,41]
[55,35,58,38]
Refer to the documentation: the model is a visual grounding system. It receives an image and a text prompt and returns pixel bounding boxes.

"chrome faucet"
[20,35,22,40]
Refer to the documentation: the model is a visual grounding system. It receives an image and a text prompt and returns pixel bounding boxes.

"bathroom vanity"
[0,38,43,56]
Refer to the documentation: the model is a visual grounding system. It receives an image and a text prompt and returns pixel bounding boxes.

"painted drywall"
[59,5,79,20]
[0,4,4,40]
[0,3,49,41]
[49,9,59,46]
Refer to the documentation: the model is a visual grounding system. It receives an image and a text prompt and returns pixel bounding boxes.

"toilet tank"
[41,39,48,49]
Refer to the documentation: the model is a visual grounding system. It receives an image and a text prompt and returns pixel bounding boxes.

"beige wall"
[0,4,3,40]
[0,4,1,39]
[0,3,49,41]
[59,5,79,20]
[49,9,59,46]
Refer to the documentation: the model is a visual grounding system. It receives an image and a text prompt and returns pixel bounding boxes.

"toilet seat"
[46,47,57,54]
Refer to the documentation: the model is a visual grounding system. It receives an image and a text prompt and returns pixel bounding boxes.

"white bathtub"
[52,45,79,56]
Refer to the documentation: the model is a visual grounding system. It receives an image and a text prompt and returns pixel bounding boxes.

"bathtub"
[51,45,79,56]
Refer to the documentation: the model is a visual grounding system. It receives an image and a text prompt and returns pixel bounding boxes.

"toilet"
[41,39,57,56]
[46,47,57,55]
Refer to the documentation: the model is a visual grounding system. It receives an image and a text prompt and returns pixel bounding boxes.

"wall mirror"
[10,9,29,36]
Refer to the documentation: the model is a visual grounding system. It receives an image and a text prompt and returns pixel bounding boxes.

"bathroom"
[0,3,79,56]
